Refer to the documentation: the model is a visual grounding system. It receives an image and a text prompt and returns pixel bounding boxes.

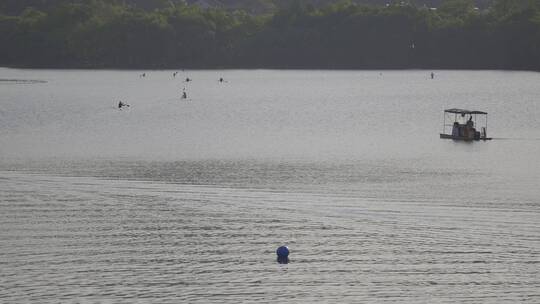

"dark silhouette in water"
[277,257,290,264]
[185,77,192,82]
[181,88,187,99]
[118,101,129,109]
[277,256,289,264]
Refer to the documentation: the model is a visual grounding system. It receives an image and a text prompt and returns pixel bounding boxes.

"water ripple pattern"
[1,69,540,302]
[1,170,539,303]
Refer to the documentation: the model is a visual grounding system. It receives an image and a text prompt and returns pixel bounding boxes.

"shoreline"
[2,65,540,72]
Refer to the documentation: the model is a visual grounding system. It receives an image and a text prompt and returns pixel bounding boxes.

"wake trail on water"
[491,137,540,141]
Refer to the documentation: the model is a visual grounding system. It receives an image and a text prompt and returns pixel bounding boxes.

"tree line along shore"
[1,0,539,70]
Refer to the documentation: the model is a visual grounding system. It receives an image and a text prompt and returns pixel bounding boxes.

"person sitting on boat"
[464,116,475,139]
[452,122,459,137]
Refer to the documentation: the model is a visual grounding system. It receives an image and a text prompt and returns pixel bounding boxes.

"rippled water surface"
[1,68,539,303]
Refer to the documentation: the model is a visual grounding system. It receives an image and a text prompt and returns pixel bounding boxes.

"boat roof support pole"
[443,112,446,134]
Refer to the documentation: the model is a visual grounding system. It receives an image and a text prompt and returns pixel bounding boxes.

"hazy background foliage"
[1,0,539,69]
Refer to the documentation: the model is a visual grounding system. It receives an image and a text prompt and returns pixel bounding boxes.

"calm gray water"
[1,68,539,303]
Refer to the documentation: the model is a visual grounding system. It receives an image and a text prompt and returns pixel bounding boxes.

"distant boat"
[440,108,492,141]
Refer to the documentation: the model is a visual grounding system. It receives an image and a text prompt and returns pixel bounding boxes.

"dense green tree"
[0,0,538,69]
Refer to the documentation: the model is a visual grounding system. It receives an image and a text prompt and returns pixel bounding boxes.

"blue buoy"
[276,246,289,257]
[276,246,290,264]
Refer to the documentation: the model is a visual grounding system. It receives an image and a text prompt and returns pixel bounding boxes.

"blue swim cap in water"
[276,246,289,257]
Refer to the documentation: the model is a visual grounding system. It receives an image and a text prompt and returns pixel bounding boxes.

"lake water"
[1,68,539,303]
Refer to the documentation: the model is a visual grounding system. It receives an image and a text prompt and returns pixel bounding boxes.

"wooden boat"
[440,108,492,141]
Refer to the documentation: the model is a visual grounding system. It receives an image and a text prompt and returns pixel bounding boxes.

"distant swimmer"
[185,77,192,82]
[118,101,129,109]
[181,88,187,99]
[431,72,435,79]
[140,73,146,78]
[219,77,224,82]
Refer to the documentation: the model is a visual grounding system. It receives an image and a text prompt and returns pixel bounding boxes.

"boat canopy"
[444,108,487,115]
